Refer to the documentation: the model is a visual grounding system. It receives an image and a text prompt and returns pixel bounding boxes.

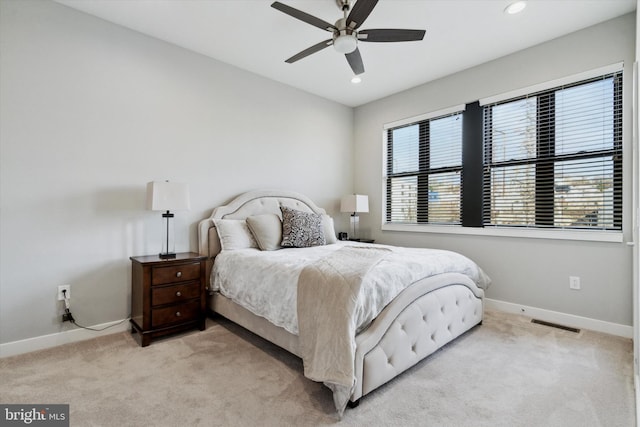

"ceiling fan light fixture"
[351,76,362,84]
[333,34,357,54]
[504,1,527,15]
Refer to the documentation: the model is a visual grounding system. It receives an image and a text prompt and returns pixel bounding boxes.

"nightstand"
[348,238,375,243]
[130,252,207,347]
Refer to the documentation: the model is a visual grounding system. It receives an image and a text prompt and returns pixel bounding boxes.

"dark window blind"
[482,72,623,230]
[386,111,463,224]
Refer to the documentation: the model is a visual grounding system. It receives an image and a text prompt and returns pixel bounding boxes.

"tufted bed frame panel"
[198,190,484,403]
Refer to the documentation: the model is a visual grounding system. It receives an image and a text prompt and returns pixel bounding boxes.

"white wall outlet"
[569,276,581,290]
[57,285,70,300]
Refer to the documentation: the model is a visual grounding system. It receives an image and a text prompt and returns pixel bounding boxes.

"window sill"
[381,223,624,243]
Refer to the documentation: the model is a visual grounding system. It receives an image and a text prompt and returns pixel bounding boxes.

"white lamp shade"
[340,194,369,213]
[146,181,191,211]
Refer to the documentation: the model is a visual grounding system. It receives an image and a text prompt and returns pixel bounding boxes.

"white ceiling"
[54,0,636,107]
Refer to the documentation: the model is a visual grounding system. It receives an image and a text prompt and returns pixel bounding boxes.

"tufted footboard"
[351,273,484,401]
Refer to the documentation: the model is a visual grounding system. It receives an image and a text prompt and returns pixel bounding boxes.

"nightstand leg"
[140,334,151,347]
[130,321,151,346]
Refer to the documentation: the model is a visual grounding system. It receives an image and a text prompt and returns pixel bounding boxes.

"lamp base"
[350,213,360,240]
[159,252,176,259]
[160,210,176,259]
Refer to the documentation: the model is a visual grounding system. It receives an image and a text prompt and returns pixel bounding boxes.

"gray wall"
[0,0,353,344]
[353,13,636,326]
[0,0,635,347]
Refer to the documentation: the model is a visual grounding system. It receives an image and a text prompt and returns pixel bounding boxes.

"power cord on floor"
[61,289,130,331]
[70,316,130,332]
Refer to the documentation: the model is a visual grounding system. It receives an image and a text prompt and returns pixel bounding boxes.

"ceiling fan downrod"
[336,0,351,14]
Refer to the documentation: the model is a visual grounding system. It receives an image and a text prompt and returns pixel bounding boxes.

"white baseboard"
[0,319,131,358]
[485,298,633,338]
[1,301,633,357]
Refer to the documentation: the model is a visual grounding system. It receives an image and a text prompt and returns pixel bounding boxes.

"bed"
[197,190,489,415]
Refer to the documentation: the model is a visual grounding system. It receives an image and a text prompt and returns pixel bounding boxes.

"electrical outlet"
[57,285,70,300]
[569,276,581,290]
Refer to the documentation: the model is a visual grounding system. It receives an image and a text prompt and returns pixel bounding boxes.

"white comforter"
[211,241,490,336]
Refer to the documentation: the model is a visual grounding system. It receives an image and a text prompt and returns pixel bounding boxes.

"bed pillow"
[280,206,326,248]
[213,218,258,251]
[322,215,338,244]
[246,214,282,251]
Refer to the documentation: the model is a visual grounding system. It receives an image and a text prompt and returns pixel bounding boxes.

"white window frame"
[381,64,625,243]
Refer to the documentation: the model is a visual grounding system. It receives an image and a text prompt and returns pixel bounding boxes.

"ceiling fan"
[271,0,426,75]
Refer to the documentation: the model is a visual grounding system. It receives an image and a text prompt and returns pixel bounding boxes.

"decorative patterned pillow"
[280,206,326,248]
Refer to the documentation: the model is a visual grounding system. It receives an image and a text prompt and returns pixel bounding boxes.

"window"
[483,72,622,230]
[383,66,623,236]
[385,109,463,225]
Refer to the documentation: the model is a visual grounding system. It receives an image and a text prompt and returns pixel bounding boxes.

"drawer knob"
[176,311,181,317]
[176,291,182,297]
[176,271,182,278]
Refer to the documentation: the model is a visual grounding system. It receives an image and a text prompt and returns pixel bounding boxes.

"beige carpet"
[0,310,634,426]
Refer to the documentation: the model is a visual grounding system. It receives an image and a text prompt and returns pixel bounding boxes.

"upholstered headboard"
[197,189,327,260]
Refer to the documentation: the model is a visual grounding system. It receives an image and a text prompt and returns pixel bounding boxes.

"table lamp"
[340,194,369,240]
[147,181,190,259]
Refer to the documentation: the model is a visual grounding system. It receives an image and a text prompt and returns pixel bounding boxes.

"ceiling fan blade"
[285,39,333,63]
[358,29,426,42]
[345,48,365,75]
[346,0,379,30]
[271,2,337,32]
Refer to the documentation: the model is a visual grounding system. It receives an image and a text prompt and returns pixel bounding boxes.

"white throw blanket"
[297,246,391,416]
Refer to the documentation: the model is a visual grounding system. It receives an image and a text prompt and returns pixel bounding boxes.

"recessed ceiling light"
[504,1,527,14]
[351,76,362,84]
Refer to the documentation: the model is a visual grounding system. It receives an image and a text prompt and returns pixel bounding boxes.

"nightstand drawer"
[151,300,200,328]
[152,282,200,307]
[151,263,201,286]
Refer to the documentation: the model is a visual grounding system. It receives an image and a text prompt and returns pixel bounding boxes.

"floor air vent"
[531,319,580,333]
